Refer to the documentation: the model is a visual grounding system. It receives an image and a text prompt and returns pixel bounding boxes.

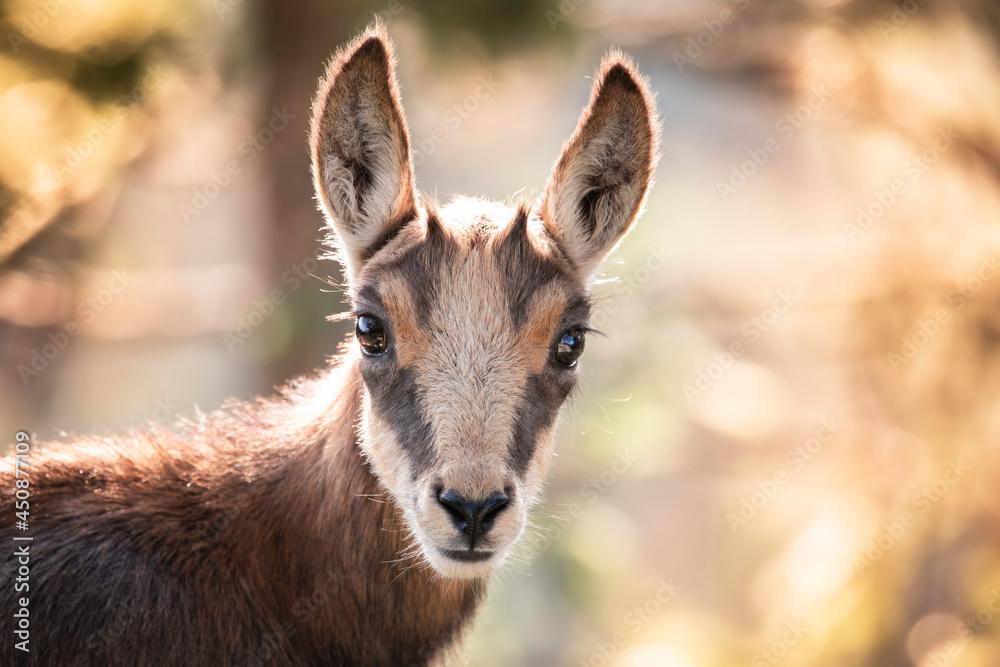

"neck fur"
[229,355,485,665]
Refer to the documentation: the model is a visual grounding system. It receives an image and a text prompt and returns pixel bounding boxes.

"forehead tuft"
[438,196,512,243]
[354,198,585,328]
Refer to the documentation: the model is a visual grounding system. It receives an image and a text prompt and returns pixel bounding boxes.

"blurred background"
[3,0,1000,664]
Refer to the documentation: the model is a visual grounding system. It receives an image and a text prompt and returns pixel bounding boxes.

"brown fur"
[541,51,661,280]
[0,24,658,666]
[1,362,481,666]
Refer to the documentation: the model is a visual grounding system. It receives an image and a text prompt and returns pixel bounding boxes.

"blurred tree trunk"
[258,0,369,384]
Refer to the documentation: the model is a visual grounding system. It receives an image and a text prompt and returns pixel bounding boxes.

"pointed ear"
[541,52,659,281]
[309,25,417,283]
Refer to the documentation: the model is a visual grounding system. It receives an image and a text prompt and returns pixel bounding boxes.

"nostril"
[478,492,508,533]
[437,489,510,538]
[438,490,474,532]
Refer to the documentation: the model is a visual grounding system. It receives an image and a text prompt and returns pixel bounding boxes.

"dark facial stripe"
[361,205,418,261]
[497,209,585,476]
[560,294,593,329]
[372,211,456,328]
[362,363,436,478]
[496,207,578,327]
[508,372,574,477]
[355,283,386,314]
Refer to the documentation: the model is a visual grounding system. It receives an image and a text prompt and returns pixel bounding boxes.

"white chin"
[423,544,504,579]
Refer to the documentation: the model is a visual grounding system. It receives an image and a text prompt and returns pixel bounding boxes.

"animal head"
[309,26,658,579]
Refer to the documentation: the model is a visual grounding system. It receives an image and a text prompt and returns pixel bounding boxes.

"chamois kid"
[1,25,659,666]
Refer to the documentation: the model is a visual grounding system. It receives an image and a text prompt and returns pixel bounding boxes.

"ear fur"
[309,24,417,283]
[541,51,660,281]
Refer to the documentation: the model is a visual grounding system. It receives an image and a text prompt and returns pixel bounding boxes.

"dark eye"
[554,328,586,367]
[356,316,387,356]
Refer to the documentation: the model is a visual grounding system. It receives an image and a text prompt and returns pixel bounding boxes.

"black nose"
[437,489,509,542]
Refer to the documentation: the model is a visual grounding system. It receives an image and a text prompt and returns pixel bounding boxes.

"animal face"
[309,27,658,578]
